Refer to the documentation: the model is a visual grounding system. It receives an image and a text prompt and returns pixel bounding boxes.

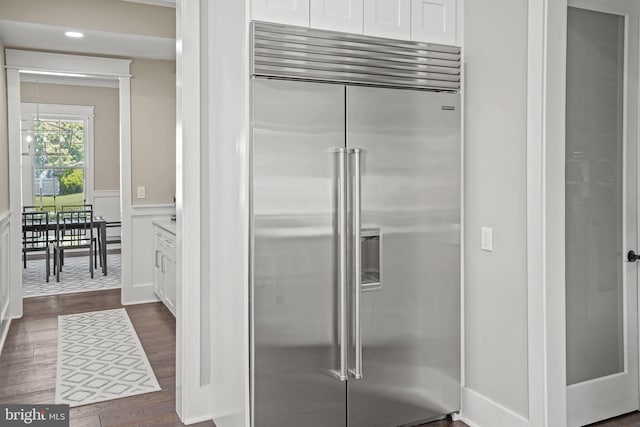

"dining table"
[22,215,108,276]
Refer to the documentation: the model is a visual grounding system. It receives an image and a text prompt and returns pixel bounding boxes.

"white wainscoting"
[92,190,122,240]
[458,387,529,427]
[121,204,175,305]
[0,211,12,354]
[92,190,121,222]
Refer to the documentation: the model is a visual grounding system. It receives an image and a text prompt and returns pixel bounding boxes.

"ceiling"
[0,19,175,61]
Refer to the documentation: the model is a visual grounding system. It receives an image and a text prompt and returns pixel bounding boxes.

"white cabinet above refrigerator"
[251,0,459,45]
[310,0,364,33]
[252,0,310,26]
[363,0,411,40]
[410,0,457,45]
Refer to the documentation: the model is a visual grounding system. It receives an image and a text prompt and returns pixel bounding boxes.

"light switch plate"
[137,186,146,199]
[481,227,493,252]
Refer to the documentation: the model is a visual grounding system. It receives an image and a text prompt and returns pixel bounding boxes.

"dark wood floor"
[419,419,467,427]
[0,289,214,427]
[588,411,640,426]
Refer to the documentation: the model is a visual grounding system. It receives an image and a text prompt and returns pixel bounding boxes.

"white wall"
[0,38,12,353]
[462,0,530,425]
[0,212,10,354]
[0,39,8,214]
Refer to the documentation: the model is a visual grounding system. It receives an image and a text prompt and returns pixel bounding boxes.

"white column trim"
[7,67,23,319]
[527,0,568,426]
[119,75,134,307]
[176,0,212,423]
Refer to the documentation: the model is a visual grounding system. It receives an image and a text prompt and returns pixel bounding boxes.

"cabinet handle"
[161,256,165,273]
[155,250,160,268]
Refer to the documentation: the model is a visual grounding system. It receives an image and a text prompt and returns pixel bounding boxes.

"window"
[21,104,94,211]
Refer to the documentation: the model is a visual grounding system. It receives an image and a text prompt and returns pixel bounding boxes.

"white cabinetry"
[252,0,310,26]
[251,0,458,45]
[363,0,411,40]
[153,221,176,316]
[410,0,456,45]
[310,0,363,33]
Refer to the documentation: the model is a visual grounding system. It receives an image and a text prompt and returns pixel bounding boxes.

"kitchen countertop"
[153,218,177,235]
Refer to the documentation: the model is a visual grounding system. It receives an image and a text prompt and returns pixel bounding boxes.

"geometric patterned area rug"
[55,308,161,407]
[23,253,121,298]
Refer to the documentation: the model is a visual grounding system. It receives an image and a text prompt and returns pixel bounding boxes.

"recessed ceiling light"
[64,31,84,38]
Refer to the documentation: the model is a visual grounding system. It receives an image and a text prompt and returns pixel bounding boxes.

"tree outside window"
[32,118,85,210]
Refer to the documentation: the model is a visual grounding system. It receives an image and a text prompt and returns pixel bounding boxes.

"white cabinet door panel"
[411,0,457,45]
[253,0,310,27]
[364,0,411,40]
[310,0,363,33]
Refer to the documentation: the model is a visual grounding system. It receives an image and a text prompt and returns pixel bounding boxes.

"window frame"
[20,103,95,209]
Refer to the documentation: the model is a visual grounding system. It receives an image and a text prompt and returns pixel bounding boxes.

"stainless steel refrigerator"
[251,22,461,427]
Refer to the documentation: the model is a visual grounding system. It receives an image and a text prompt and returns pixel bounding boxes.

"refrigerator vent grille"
[251,21,461,92]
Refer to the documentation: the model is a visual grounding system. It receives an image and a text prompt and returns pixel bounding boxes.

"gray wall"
[0,39,8,214]
[131,58,176,205]
[464,0,529,417]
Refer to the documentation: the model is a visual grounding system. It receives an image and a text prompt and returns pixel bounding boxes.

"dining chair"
[58,204,100,268]
[53,209,94,282]
[97,220,121,267]
[22,211,53,282]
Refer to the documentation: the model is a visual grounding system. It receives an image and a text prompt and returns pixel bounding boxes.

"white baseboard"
[0,318,12,355]
[460,387,529,427]
[122,283,160,306]
[181,413,213,425]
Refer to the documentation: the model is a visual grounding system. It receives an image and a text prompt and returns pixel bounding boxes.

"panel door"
[565,0,639,425]
[164,252,176,316]
[153,230,163,299]
[252,0,310,27]
[410,0,457,45]
[310,0,364,33]
[252,78,347,427]
[363,0,411,40]
[346,86,461,427]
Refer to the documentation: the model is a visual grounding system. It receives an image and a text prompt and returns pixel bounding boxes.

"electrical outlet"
[481,227,493,252]
[137,186,146,199]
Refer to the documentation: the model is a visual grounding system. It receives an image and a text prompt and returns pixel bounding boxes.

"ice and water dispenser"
[361,228,381,291]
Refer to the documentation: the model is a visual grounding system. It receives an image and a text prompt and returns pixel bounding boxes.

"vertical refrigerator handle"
[336,148,349,382]
[350,148,363,379]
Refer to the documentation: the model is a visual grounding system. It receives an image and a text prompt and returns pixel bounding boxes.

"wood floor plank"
[0,289,215,427]
[589,411,640,426]
[69,414,102,427]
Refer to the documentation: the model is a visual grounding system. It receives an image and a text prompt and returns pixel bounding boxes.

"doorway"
[5,51,131,320]
[565,0,640,425]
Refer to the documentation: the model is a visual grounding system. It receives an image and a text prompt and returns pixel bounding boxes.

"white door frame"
[528,1,640,426]
[564,1,639,425]
[526,0,569,425]
[5,49,130,318]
